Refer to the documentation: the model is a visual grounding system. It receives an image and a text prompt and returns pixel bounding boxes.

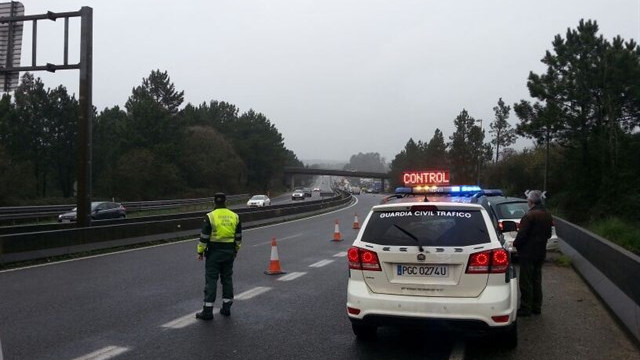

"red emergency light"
[402,170,450,186]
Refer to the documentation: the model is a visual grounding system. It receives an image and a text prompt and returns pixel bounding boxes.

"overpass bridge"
[283,167,391,190]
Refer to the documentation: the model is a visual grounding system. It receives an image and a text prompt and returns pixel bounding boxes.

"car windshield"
[361,209,490,247]
[495,202,529,219]
[250,195,266,200]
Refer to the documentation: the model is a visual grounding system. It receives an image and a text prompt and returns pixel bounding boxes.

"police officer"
[196,193,242,320]
[513,190,553,317]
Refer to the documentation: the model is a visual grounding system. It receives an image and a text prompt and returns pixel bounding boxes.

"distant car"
[350,187,361,195]
[347,185,518,348]
[292,190,306,201]
[303,188,312,197]
[247,195,271,207]
[471,195,559,254]
[58,201,126,222]
[313,187,321,192]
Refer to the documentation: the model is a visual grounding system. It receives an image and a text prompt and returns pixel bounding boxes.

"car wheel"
[501,321,518,349]
[351,321,377,341]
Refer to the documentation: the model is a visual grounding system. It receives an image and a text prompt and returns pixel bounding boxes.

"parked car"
[303,188,312,197]
[347,185,518,348]
[58,201,126,222]
[291,190,306,201]
[247,195,271,207]
[471,194,560,254]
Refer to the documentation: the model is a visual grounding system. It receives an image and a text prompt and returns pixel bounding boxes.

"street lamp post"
[476,119,483,185]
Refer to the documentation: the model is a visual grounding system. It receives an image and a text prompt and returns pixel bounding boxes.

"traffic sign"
[0,1,24,92]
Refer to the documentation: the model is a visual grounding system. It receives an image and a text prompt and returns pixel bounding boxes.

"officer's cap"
[214,192,226,204]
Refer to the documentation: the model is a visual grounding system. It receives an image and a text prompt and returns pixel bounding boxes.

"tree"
[225,109,290,191]
[112,148,182,200]
[93,106,128,197]
[515,19,640,219]
[126,69,184,115]
[179,126,246,194]
[448,109,484,184]
[47,86,79,198]
[489,98,516,163]
[123,70,185,165]
[11,73,51,196]
[424,129,448,169]
[389,138,425,188]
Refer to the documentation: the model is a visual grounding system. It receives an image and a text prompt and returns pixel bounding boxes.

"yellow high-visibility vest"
[207,208,239,243]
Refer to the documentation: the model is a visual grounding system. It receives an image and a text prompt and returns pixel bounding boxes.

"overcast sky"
[11,0,640,163]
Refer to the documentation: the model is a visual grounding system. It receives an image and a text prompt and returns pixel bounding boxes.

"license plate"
[396,264,448,277]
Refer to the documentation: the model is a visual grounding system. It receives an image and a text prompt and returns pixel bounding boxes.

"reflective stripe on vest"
[206,208,239,243]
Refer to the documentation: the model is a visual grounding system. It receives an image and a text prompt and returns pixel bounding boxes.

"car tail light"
[348,247,381,271]
[466,249,509,274]
[347,307,361,315]
[491,315,510,323]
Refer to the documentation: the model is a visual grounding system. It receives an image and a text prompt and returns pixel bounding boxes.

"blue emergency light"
[395,185,484,195]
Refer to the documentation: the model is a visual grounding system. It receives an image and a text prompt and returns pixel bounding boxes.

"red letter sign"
[402,170,450,186]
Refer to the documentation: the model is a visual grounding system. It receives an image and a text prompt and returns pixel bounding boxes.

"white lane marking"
[235,286,272,300]
[252,233,303,247]
[71,346,129,360]
[449,341,466,360]
[333,251,347,257]
[161,311,217,329]
[277,272,307,281]
[309,259,334,268]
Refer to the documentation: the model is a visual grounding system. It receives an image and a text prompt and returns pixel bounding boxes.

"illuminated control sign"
[403,170,450,186]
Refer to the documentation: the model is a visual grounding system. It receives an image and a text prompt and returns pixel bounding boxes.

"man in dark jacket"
[513,190,553,317]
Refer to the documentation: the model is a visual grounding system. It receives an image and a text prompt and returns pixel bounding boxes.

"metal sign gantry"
[0,5,93,227]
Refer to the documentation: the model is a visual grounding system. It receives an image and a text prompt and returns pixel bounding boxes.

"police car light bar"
[395,185,483,195]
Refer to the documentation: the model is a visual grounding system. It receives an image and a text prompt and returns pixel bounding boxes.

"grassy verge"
[587,217,640,255]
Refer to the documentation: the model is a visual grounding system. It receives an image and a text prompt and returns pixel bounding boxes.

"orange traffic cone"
[264,237,286,275]
[332,220,343,241]
[353,213,360,230]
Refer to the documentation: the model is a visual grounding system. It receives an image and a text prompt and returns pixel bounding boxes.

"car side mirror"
[501,220,518,232]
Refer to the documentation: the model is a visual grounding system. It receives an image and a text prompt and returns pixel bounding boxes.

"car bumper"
[347,278,517,329]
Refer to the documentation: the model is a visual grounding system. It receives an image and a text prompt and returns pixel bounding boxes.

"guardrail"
[555,217,640,343]
[0,194,250,224]
[0,192,352,265]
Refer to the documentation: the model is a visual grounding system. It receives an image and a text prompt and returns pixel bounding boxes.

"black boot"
[196,306,213,320]
[220,301,232,317]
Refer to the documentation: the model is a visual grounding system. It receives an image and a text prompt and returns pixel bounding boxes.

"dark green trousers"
[518,258,543,313]
[204,248,236,303]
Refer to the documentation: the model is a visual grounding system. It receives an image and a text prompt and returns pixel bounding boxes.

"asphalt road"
[0,194,638,360]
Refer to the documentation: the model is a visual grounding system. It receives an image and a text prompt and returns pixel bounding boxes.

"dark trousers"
[204,248,236,303]
[519,258,543,313]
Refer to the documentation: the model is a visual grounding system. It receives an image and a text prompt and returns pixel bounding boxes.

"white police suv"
[347,186,518,348]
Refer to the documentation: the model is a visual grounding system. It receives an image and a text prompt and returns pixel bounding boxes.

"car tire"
[501,321,518,349]
[351,321,377,341]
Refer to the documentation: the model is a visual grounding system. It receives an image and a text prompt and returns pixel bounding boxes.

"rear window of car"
[495,202,528,219]
[361,209,491,247]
